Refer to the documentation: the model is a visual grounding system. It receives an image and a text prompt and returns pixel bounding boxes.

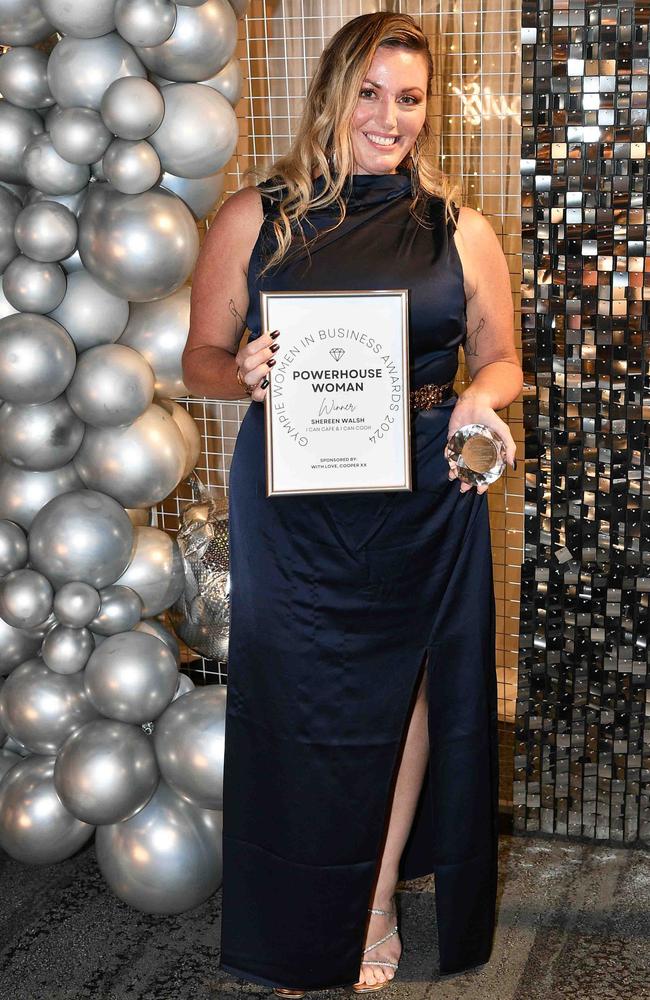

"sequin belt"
[409,380,455,411]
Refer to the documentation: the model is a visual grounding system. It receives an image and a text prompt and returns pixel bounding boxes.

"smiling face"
[349,45,429,176]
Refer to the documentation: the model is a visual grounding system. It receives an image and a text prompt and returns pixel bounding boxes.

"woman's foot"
[354,894,402,990]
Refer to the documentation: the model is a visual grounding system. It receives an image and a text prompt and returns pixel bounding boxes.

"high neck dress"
[220,168,499,991]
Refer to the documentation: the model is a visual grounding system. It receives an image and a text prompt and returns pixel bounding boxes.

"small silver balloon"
[0,657,99,755]
[0,103,43,185]
[29,489,134,590]
[54,718,159,825]
[116,526,184,617]
[0,396,84,471]
[85,631,178,723]
[149,83,238,179]
[173,671,195,700]
[0,313,76,403]
[48,268,129,351]
[135,0,237,82]
[95,779,222,913]
[0,47,54,109]
[0,756,94,864]
[66,343,155,429]
[49,107,113,166]
[0,462,82,531]
[0,567,53,628]
[159,169,224,221]
[169,401,201,479]
[0,747,21,782]
[0,185,21,273]
[23,134,90,196]
[1,734,31,755]
[24,185,88,216]
[2,254,66,313]
[114,0,177,48]
[0,519,27,576]
[40,0,116,38]
[60,248,84,274]
[53,581,101,628]
[154,685,225,809]
[0,612,43,677]
[47,32,147,112]
[90,585,142,636]
[41,624,94,675]
[0,0,54,46]
[198,56,243,107]
[102,138,161,195]
[100,77,165,140]
[119,286,190,397]
[134,618,180,662]
[14,201,78,262]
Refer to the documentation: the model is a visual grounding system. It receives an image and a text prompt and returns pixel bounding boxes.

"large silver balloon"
[0,103,43,185]
[53,581,101,628]
[0,462,82,531]
[2,254,66,313]
[0,615,42,677]
[0,657,99,754]
[149,84,238,179]
[78,183,199,301]
[41,624,94,675]
[47,33,147,112]
[55,719,158,825]
[119,287,189,397]
[14,201,78,263]
[0,47,54,109]
[40,0,116,38]
[116,526,184,616]
[49,107,113,166]
[154,685,226,809]
[0,519,27,575]
[114,0,177,48]
[0,0,54,46]
[0,396,84,470]
[90,585,142,635]
[100,77,165,140]
[102,138,161,195]
[48,269,129,351]
[0,185,21,272]
[0,567,53,628]
[85,630,178,723]
[29,489,134,590]
[0,313,76,403]
[159,169,224,221]
[0,756,94,864]
[135,618,180,662]
[74,403,186,508]
[23,134,90,196]
[135,0,237,82]
[66,344,155,429]
[95,779,222,913]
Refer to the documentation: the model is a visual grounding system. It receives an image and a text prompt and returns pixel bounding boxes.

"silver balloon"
[78,183,199,301]
[0,612,43,677]
[228,0,249,18]
[84,631,178,724]
[135,618,180,662]
[0,756,94,864]
[159,169,224,221]
[29,489,134,590]
[199,56,243,107]
[53,581,101,628]
[2,254,67,313]
[154,685,225,809]
[126,508,151,527]
[0,657,99,755]
[102,138,161,195]
[119,286,189,397]
[40,0,116,38]
[100,77,165,140]
[0,568,53,628]
[173,671,195,700]
[24,185,88,216]
[0,462,82,531]
[149,84,238,179]
[0,396,84,471]
[47,32,146,112]
[0,747,21,782]
[48,269,129,351]
[49,107,113,166]
[0,0,54,46]
[66,344,155,429]
[41,624,94,675]
[14,201,78,263]
[74,402,186,508]
[0,102,43,185]
[0,185,21,272]
[95,779,222,913]
[135,0,237,82]
[114,0,177,48]
[55,719,158,825]
[0,313,76,403]
[0,519,27,575]
[0,47,54,110]
[0,279,17,319]
[23,134,90,196]
[90,585,142,636]
[116,526,184,616]
[60,248,84,274]
[168,401,201,479]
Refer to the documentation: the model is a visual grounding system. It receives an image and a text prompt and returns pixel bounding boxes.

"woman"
[183,11,522,997]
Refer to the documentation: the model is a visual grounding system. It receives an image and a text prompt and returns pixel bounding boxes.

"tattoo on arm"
[228,298,246,335]
[464,317,485,356]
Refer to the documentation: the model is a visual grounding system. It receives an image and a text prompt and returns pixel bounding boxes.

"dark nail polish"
[267,358,277,367]
[270,343,280,353]
[269,330,280,339]
[260,376,269,389]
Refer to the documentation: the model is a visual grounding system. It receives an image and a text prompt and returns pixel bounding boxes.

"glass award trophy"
[446,423,507,486]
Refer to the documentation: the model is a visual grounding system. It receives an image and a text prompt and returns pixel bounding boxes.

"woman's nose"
[379,98,398,130]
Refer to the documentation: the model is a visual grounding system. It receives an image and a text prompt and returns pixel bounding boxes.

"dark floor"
[0,831,648,1000]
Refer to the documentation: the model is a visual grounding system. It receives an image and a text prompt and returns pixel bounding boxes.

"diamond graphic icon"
[329,348,345,362]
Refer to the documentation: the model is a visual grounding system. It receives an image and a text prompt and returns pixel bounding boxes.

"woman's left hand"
[444,390,517,495]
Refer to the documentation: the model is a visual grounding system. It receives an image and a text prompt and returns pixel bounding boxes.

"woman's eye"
[360,88,375,98]
[400,95,418,105]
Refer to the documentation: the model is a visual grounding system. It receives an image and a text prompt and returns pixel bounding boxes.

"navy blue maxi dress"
[220,168,499,991]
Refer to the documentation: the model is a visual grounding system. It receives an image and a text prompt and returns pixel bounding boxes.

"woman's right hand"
[235,330,280,402]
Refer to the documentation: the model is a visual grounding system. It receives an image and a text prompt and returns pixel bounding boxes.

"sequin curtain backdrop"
[515,0,650,842]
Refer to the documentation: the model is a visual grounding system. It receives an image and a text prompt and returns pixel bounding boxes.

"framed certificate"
[260,289,412,497]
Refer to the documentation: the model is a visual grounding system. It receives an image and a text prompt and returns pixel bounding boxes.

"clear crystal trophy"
[445,423,507,486]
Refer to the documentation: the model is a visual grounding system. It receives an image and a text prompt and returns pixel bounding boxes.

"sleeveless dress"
[220,168,499,991]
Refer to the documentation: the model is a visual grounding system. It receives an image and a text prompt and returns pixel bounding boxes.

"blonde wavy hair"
[245,11,461,276]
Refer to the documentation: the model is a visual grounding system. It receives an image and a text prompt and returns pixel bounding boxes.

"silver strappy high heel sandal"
[351,904,400,994]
